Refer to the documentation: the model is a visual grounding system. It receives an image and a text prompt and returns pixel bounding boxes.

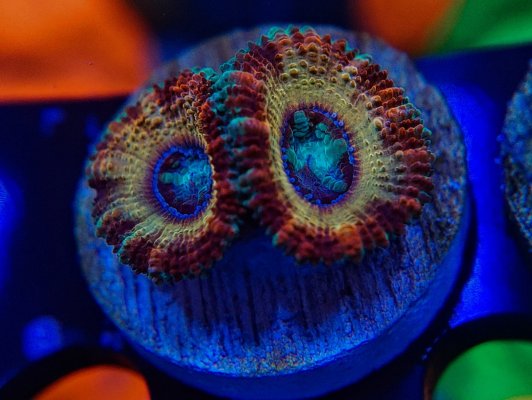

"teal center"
[281,106,357,206]
[153,146,213,219]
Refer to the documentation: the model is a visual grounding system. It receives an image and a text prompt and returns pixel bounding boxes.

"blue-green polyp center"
[153,145,212,219]
[281,106,357,206]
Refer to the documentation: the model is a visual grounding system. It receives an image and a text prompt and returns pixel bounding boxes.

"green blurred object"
[433,340,532,400]
[435,0,532,53]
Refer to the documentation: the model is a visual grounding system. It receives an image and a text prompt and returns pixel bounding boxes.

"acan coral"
[87,71,242,281]
[214,27,434,264]
[86,27,434,280]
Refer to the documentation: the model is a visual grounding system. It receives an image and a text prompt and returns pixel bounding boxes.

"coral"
[87,70,242,281]
[213,27,434,264]
[502,60,532,250]
[86,26,435,280]
[76,27,467,396]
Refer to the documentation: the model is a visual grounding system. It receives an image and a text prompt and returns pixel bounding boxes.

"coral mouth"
[281,105,357,207]
[153,145,213,219]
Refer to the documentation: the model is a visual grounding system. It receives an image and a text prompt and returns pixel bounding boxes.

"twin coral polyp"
[87,26,434,281]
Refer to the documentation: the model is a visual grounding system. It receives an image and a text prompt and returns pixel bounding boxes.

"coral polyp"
[214,27,434,264]
[87,70,242,281]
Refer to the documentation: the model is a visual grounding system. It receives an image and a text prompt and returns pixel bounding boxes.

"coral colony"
[87,27,434,282]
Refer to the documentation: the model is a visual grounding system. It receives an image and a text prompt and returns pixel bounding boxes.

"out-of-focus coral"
[0,0,157,102]
[501,61,532,251]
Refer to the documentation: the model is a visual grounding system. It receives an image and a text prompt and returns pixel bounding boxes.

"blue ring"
[152,145,213,220]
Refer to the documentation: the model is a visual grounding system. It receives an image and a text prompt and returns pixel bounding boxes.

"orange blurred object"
[35,365,151,400]
[349,0,461,55]
[0,0,157,103]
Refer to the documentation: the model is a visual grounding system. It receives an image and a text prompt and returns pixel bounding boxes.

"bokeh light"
[349,0,532,55]
[433,340,532,400]
[34,365,151,400]
[0,0,158,102]
[22,316,64,361]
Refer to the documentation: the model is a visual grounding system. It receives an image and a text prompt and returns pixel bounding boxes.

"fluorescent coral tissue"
[86,27,435,281]
[87,71,242,281]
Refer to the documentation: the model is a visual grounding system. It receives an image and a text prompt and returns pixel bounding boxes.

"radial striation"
[87,70,242,281]
[211,26,434,264]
